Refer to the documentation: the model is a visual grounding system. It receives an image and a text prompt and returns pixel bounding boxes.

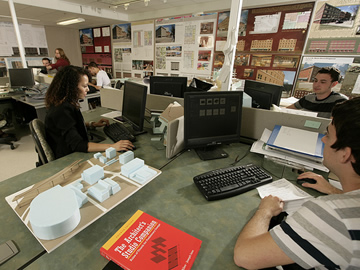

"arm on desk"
[88,140,134,152]
[234,196,294,269]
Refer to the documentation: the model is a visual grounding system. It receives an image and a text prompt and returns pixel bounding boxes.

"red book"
[100,210,202,270]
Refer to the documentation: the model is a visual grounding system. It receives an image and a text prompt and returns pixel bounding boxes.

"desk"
[0,107,321,270]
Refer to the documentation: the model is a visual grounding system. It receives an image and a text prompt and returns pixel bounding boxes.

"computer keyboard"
[103,122,136,142]
[193,164,272,201]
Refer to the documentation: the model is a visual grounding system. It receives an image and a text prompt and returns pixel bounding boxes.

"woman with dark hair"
[45,65,134,159]
[46,48,70,71]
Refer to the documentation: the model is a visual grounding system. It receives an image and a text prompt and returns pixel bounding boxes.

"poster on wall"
[293,56,354,95]
[305,0,360,55]
[112,23,132,43]
[80,28,93,46]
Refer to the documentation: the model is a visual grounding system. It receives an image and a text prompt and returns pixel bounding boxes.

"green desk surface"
[0,107,323,270]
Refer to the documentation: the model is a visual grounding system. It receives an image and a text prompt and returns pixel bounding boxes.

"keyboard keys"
[104,122,135,142]
[193,164,272,201]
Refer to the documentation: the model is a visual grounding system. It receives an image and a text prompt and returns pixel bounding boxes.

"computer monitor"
[8,68,35,88]
[150,76,187,98]
[122,81,148,134]
[184,91,243,160]
[244,80,283,110]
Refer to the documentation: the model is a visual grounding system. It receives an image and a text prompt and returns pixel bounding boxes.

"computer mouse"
[132,145,137,150]
[297,178,317,185]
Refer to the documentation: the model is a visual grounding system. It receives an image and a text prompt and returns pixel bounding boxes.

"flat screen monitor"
[122,81,148,134]
[150,76,187,98]
[8,68,35,88]
[244,80,283,110]
[184,91,243,160]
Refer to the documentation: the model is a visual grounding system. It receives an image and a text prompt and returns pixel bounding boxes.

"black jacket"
[45,101,89,159]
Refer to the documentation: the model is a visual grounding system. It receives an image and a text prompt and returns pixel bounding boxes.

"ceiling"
[0,0,306,29]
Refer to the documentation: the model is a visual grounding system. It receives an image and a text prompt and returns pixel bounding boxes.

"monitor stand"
[122,121,147,136]
[195,145,228,161]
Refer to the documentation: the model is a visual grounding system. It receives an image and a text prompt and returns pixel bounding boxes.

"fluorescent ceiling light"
[57,18,85,26]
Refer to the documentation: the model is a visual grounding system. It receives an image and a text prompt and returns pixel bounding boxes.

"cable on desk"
[158,149,186,170]
[17,250,47,270]
[230,145,251,166]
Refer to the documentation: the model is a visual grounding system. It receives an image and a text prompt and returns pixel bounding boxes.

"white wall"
[44,26,82,67]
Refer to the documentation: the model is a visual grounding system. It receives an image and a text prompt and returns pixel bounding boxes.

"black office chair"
[107,72,113,79]
[115,80,123,89]
[29,119,55,167]
[0,108,16,149]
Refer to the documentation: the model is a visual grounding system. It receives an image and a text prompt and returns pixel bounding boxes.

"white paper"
[101,111,122,119]
[272,126,319,156]
[93,28,101,38]
[95,46,102,53]
[257,178,312,201]
[102,27,110,37]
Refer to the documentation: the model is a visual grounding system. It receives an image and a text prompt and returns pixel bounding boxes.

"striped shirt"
[270,189,360,269]
[294,92,348,118]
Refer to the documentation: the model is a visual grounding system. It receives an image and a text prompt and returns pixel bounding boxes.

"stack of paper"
[250,126,328,172]
[257,179,313,214]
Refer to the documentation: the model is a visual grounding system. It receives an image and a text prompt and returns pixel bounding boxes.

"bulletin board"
[80,26,113,74]
[154,13,217,78]
[213,3,314,95]
[0,22,48,57]
[112,20,154,79]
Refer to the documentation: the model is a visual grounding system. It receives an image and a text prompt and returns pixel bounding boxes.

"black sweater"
[45,102,89,159]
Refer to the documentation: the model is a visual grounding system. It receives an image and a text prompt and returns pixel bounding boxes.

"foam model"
[99,156,107,164]
[121,158,157,184]
[106,147,116,159]
[65,181,88,208]
[81,165,104,184]
[87,178,121,202]
[119,151,134,165]
[94,152,102,159]
[28,185,81,240]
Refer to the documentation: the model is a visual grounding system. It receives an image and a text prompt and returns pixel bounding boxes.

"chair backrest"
[29,119,55,165]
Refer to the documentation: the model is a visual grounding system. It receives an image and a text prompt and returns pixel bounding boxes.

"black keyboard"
[193,164,272,201]
[103,122,136,142]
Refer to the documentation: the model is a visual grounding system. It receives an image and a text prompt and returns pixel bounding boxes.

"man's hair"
[42,57,51,63]
[87,62,98,68]
[331,97,360,175]
[317,67,340,82]
[45,65,88,109]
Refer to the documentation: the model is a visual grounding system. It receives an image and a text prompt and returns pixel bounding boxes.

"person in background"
[40,58,56,75]
[234,97,360,269]
[287,67,348,118]
[87,62,111,89]
[45,65,134,159]
[46,48,70,72]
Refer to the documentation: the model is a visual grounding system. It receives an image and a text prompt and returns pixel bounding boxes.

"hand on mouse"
[297,172,343,194]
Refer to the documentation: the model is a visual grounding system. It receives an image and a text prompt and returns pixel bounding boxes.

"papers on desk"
[257,178,313,214]
[101,110,122,119]
[251,128,329,172]
[267,125,324,161]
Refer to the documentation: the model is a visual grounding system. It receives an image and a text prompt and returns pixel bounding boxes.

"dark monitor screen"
[150,76,187,98]
[8,68,35,88]
[244,80,283,110]
[184,91,243,160]
[122,81,148,132]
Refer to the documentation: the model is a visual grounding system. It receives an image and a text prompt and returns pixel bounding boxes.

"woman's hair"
[45,65,87,109]
[55,48,70,64]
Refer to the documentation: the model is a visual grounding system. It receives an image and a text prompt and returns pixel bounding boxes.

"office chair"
[115,80,123,89]
[0,108,16,149]
[29,119,55,167]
